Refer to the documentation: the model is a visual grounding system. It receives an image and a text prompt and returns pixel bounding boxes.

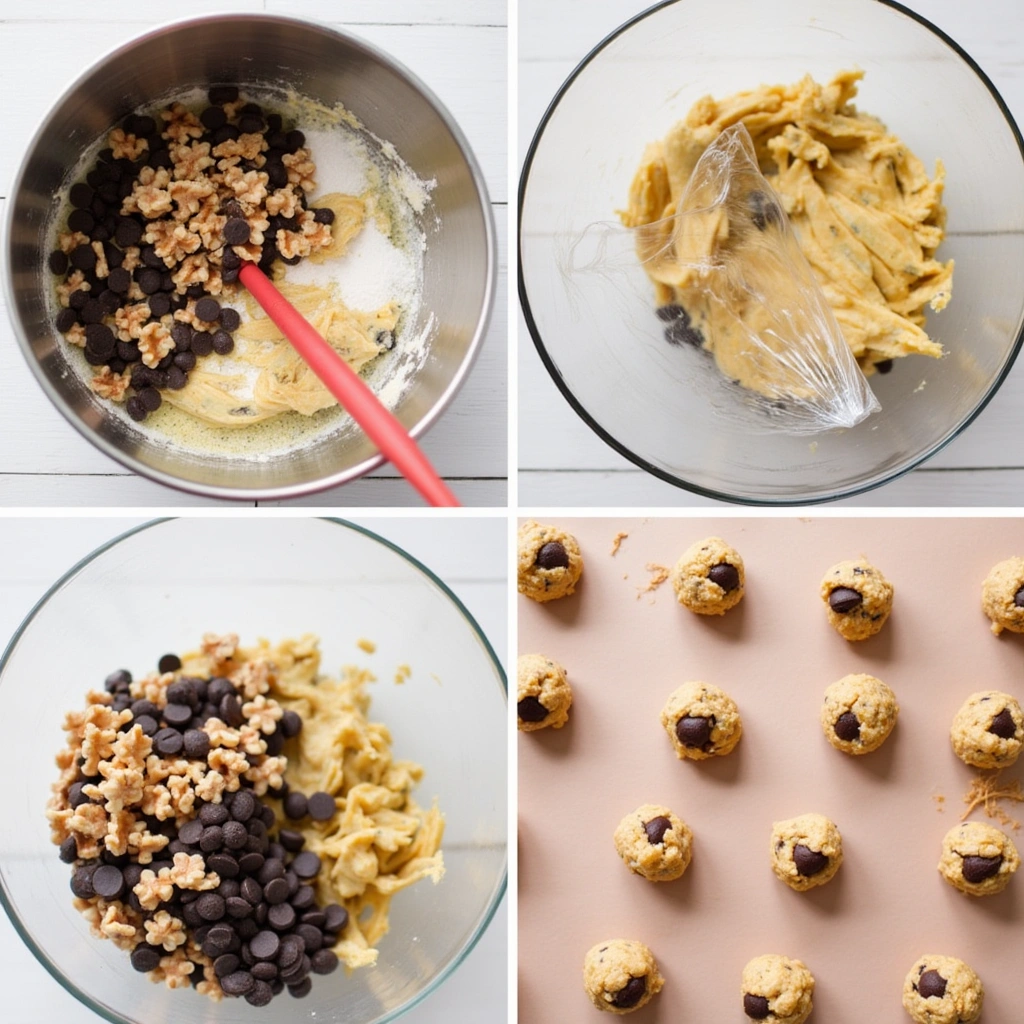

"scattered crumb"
[610,531,629,556]
[933,793,945,813]
[623,573,628,580]
[356,638,377,654]
[808,441,818,454]
[914,379,927,394]
[961,772,1023,831]
[430,673,442,687]
[395,663,412,685]
[636,563,671,599]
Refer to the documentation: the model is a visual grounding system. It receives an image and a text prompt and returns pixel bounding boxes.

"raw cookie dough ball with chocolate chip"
[582,938,664,1014]
[517,654,572,731]
[820,557,893,641]
[517,521,583,602]
[660,681,743,761]
[981,556,1024,636]
[670,536,745,615]
[950,691,1023,769]
[938,821,1020,897]
[741,954,815,1023]
[770,813,843,891]
[613,804,693,882]
[902,955,984,1024]
[821,673,899,755]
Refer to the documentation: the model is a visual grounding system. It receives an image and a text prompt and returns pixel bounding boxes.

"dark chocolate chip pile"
[48,86,327,423]
[63,655,348,1005]
[517,696,549,724]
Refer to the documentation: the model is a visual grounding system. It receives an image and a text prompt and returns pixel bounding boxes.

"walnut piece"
[283,148,316,192]
[109,128,149,161]
[114,302,151,342]
[213,133,267,162]
[243,694,283,734]
[90,367,132,402]
[145,218,202,263]
[57,270,89,307]
[161,103,204,145]
[138,322,174,368]
[64,323,87,348]
[222,165,269,206]
[168,851,220,891]
[134,866,175,910]
[145,910,187,952]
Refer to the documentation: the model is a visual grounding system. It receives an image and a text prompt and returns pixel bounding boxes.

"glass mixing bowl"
[519,0,1024,503]
[0,518,506,1024]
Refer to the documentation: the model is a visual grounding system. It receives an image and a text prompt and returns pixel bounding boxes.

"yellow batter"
[620,70,953,396]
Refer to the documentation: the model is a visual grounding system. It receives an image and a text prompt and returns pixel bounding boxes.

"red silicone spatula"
[239,263,459,507]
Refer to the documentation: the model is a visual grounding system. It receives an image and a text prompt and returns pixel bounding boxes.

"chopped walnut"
[264,187,302,219]
[172,254,210,293]
[156,950,196,989]
[96,766,145,813]
[104,809,138,857]
[283,148,317,192]
[90,241,110,279]
[111,725,153,767]
[166,773,197,818]
[243,694,283,734]
[113,302,151,342]
[98,902,141,947]
[237,724,267,757]
[127,183,173,220]
[138,322,174,368]
[134,866,175,910]
[202,633,239,663]
[161,103,204,145]
[203,717,241,749]
[170,141,216,184]
[277,212,332,260]
[194,769,228,803]
[145,910,187,952]
[64,323,87,348]
[245,754,286,796]
[189,202,227,250]
[57,270,89,307]
[68,802,108,840]
[140,783,174,821]
[213,133,267,162]
[58,230,91,254]
[126,823,169,864]
[121,246,142,272]
[244,210,270,247]
[222,165,269,206]
[168,851,220,891]
[81,711,131,774]
[231,657,272,700]
[89,366,132,402]
[207,748,250,791]
[109,128,149,161]
[145,217,202,263]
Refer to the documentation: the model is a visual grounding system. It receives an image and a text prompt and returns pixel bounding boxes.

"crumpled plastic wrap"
[557,123,880,433]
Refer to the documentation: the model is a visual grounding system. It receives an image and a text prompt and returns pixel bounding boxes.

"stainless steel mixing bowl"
[4,14,495,500]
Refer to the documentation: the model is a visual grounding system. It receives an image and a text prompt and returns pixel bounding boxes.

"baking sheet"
[518,518,1024,1023]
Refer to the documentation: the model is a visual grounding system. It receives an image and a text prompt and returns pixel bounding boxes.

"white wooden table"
[0,0,507,507]
[0,516,508,1023]
[518,0,1024,507]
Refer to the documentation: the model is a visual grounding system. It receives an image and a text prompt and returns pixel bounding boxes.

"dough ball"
[820,558,893,641]
[582,938,664,1014]
[950,691,1023,769]
[741,954,815,1023]
[821,673,899,755]
[938,821,1020,897]
[517,654,571,732]
[670,536,745,615]
[981,556,1024,636]
[770,813,843,891]
[660,681,743,760]
[613,804,693,882]
[902,955,984,1024]
[518,521,583,602]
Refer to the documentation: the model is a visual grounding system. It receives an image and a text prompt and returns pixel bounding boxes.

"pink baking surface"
[518,518,1024,1024]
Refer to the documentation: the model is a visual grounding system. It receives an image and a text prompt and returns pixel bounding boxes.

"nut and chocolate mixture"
[47,634,444,1004]
[47,87,339,424]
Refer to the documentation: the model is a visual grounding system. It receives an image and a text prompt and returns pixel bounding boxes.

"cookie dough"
[670,536,746,615]
[981,556,1024,636]
[613,804,693,882]
[582,939,664,1014]
[517,654,572,732]
[820,558,893,641]
[621,70,952,395]
[518,521,583,603]
[902,955,984,1024]
[950,691,1023,769]
[741,954,815,1023]
[821,673,899,754]
[770,813,843,891]
[660,681,743,760]
[938,821,1020,897]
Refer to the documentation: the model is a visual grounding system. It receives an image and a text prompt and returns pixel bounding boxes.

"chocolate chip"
[70,865,97,898]
[179,818,204,845]
[197,893,226,921]
[137,268,162,295]
[163,702,193,728]
[252,961,277,981]
[535,541,569,570]
[219,307,241,333]
[264,877,290,905]
[200,803,230,827]
[295,924,322,953]
[153,728,183,757]
[828,587,863,613]
[241,876,263,905]
[223,218,251,245]
[84,323,115,359]
[834,712,861,742]
[231,790,256,823]
[245,979,274,1007]
[793,844,829,877]
[200,826,225,853]
[68,782,90,809]
[115,218,143,248]
[665,320,704,347]
[918,969,947,998]
[220,693,243,727]
[291,886,316,911]
[1014,584,1024,608]
[183,729,210,759]
[59,836,78,863]
[193,296,221,323]
[612,976,646,1009]
[268,903,296,931]
[91,865,125,899]
[517,696,548,723]
[208,852,240,878]
[190,330,214,357]
[223,820,249,850]
[323,903,348,932]
[291,851,321,879]
[313,207,336,226]
[55,307,78,333]
[130,945,162,972]
[744,993,771,1019]
[748,189,782,231]
[222,970,256,996]
[310,948,338,975]
[212,330,234,355]
[962,854,1003,883]
[643,816,671,845]
[214,953,241,978]
[280,828,305,853]
[989,708,1017,739]
[158,653,182,673]
[258,858,285,885]
[49,249,70,275]
[708,563,740,592]
[208,85,239,105]
[288,978,312,998]
[307,791,335,821]
[250,929,281,961]
[675,715,713,749]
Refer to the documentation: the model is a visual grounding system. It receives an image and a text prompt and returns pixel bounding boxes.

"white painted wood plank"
[261,476,506,507]
[0,475,250,506]
[517,0,1024,504]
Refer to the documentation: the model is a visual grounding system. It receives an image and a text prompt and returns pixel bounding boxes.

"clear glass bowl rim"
[517,0,1024,506]
[0,516,508,1024]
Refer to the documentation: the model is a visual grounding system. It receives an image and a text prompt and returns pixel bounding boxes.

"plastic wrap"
[557,123,880,433]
